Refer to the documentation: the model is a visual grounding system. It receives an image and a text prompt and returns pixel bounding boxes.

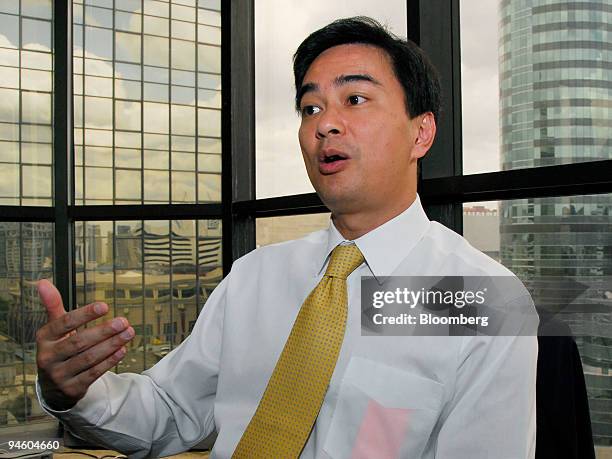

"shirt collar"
[318,194,431,283]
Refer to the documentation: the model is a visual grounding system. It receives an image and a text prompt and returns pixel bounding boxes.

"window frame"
[0,0,609,314]
[0,0,609,444]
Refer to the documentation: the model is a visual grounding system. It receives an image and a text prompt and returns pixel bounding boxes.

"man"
[36,17,537,458]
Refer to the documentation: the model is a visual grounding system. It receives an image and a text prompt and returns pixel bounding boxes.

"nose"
[315,106,344,140]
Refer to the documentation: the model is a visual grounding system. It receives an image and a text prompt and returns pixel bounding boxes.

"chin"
[319,190,361,215]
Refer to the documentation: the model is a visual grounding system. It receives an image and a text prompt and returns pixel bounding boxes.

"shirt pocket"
[323,357,444,459]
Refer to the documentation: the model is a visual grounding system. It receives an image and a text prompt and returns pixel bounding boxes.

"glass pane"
[22,92,51,124]
[255,1,408,198]
[116,169,142,201]
[0,89,19,122]
[256,213,331,247]
[21,165,51,199]
[0,7,53,206]
[0,14,19,48]
[74,0,222,205]
[22,0,53,20]
[115,100,142,131]
[461,1,612,175]
[74,220,222,372]
[22,18,51,50]
[463,195,612,450]
[0,223,55,434]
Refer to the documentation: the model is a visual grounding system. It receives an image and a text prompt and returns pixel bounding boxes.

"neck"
[331,192,417,240]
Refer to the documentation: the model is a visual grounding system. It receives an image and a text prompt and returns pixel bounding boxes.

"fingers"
[40,302,109,341]
[46,326,134,383]
[37,317,134,408]
[38,279,66,321]
[43,346,128,406]
[65,326,134,376]
[52,316,131,361]
[65,347,128,400]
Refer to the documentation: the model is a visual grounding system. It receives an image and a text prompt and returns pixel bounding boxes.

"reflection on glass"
[255,1,407,198]
[22,165,51,198]
[256,213,331,247]
[22,92,51,125]
[0,3,53,206]
[0,222,54,430]
[461,1,612,175]
[198,173,221,202]
[22,0,52,20]
[116,169,142,201]
[75,220,223,372]
[74,0,222,204]
[463,195,612,449]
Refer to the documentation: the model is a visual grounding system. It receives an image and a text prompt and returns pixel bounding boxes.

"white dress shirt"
[38,195,537,458]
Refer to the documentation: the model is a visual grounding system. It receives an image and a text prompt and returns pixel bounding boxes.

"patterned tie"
[232,244,365,458]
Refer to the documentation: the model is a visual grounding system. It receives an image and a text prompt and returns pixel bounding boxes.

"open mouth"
[323,155,346,163]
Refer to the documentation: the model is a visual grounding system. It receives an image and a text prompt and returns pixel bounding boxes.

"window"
[0,1,53,206]
[254,0,408,198]
[0,0,224,438]
[75,219,222,372]
[73,0,222,205]
[460,2,612,448]
[0,222,54,428]
[256,213,330,247]
[460,0,611,174]
[1,0,609,452]
[463,196,612,448]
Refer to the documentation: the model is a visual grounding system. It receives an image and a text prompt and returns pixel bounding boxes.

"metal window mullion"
[18,223,26,419]
[80,21,85,206]
[113,221,118,371]
[195,219,200,315]
[81,5,86,205]
[140,0,144,205]
[53,0,74,310]
[112,0,116,205]
[169,220,173,350]
[415,0,462,232]
[169,6,173,205]
[141,218,145,371]
[18,5,23,207]
[223,0,256,274]
[81,223,86,310]
[195,1,200,204]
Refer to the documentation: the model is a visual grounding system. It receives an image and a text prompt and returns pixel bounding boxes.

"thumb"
[38,279,66,321]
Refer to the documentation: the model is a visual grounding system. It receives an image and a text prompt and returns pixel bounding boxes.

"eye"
[301,105,321,116]
[347,95,366,105]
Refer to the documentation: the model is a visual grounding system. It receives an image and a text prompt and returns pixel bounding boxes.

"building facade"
[499,0,612,446]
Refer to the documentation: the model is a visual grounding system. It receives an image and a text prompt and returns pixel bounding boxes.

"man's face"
[298,44,426,216]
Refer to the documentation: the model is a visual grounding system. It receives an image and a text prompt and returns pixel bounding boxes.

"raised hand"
[36,279,135,410]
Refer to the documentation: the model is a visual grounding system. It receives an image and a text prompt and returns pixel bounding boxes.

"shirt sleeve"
[434,296,539,459]
[36,273,229,458]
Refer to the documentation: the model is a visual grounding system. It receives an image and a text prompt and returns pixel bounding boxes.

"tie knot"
[324,244,364,279]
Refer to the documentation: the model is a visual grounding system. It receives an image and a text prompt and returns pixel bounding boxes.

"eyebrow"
[297,73,381,107]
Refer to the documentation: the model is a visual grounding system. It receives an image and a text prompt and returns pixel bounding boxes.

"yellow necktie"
[233,244,364,458]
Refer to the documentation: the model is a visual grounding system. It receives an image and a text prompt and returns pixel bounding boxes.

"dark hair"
[293,16,441,121]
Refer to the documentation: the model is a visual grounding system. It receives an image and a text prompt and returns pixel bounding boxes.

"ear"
[411,112,436,160]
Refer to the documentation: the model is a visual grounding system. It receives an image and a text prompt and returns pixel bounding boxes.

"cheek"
[298,125,314,157]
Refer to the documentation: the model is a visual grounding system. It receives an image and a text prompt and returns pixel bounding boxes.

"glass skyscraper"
[499,0,612,447]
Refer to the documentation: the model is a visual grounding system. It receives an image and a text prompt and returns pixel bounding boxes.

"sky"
[255,0,501,198]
